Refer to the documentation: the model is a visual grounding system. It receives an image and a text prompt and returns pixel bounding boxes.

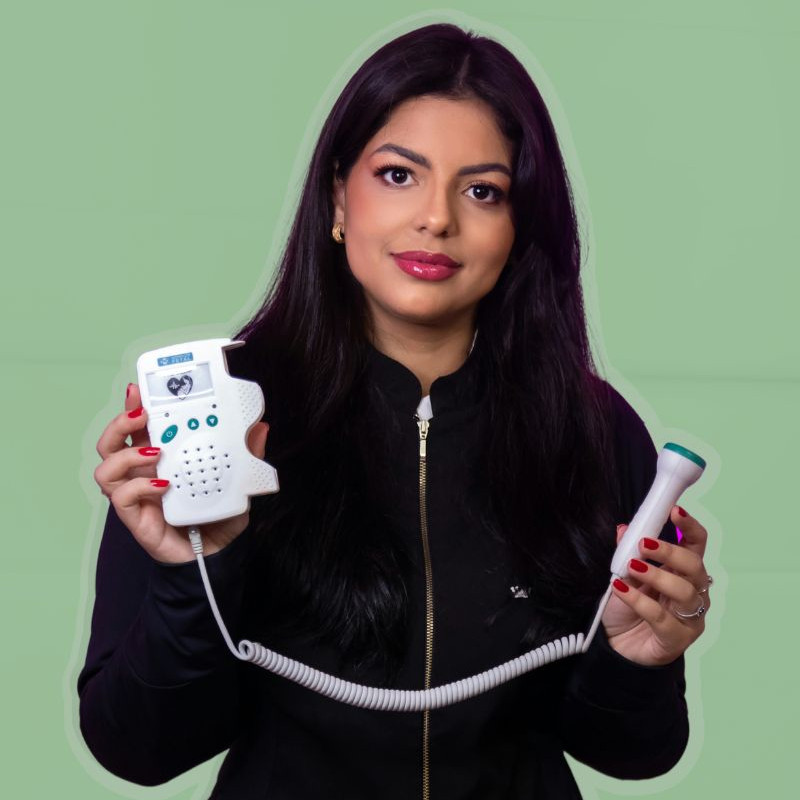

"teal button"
[206,415,218,427]
[161,424,178,443]
[188,418,200,430]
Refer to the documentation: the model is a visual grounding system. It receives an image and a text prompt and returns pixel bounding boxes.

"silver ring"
[698,574,714,596]
[672,598,706,620]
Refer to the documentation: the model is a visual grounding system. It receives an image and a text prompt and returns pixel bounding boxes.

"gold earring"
[332,223,345,244]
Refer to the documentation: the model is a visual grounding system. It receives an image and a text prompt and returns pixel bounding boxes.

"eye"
[375,164,414,186]
[465,183,505,204]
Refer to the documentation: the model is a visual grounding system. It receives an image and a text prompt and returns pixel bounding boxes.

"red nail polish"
[128,407,144,418]
[642,537,659,551]
[139,447,160,456]
[678,506,687,517]
[613,578,629,593]
[630,558,648,573]
[150,479,169,487]
[126,383,133,398]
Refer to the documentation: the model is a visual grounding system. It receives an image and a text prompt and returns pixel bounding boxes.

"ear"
[332,166,346,223]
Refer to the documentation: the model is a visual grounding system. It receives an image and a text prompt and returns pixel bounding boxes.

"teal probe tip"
[664,442,706,469]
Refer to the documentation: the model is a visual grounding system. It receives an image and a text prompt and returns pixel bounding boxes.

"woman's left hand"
[601,505,712,666]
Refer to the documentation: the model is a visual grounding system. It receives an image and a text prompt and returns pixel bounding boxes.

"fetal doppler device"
[137,338,706,712]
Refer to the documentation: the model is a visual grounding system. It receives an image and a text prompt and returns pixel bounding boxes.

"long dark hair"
[230,23,619,675]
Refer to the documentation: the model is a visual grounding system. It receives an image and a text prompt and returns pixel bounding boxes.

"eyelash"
[373,163,506,205]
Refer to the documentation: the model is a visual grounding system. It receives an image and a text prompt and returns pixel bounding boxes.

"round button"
[206,415,218,427]
[161,424,178,443]
[188,418,200,430]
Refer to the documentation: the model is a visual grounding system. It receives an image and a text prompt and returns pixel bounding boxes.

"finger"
[671,505,708,557]
[611,578,701,661]
[124,382,138,413]
[96,404,150,460]
[628,558,711,615]
[247,421,269,459]
[94,445,162,496]
[110,476,171,542]
[639,536,709,596]
[125,383,151,449]
[614,523,657,599]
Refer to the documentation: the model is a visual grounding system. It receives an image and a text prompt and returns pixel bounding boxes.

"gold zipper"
[416,415,434,800]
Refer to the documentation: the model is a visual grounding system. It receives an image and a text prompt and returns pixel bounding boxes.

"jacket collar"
[364,334,484,418]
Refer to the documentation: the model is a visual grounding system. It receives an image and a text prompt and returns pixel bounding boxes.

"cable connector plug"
[188,526,204,555]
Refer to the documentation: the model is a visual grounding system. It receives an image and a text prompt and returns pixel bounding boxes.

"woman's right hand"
[94,383,268,564]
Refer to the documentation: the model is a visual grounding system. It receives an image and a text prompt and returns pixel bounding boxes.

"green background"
[1,1,796,797]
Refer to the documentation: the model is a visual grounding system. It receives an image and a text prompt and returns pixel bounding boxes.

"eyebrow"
[370,143,511,178]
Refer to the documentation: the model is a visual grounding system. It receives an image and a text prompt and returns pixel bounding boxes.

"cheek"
[476,222,514,293]
[344,175,399,240]
[341,181,380,278]
[344,182,371,228]
[477,218,515,272]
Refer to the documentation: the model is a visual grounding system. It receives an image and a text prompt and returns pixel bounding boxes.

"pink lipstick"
[392,251,461,281]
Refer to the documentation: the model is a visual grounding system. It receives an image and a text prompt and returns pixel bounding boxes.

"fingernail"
[642,537,659,551]
[150,479,169,487]
[677,506,688,517]
[613,578,629,593]
[630,558,648,573]
[139,447,160,456]
[128,407,144,418]
[126,383,133,398]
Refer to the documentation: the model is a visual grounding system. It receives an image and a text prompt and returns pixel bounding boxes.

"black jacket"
[78,346,688,798]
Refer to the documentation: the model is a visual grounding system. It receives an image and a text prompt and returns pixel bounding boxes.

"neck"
[370,316,476,395]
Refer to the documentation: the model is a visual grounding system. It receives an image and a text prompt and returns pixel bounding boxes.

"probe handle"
[610,443,706,579]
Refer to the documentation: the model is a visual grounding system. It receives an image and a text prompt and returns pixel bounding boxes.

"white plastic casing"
[610,446,705,579]
[136,338,279,527]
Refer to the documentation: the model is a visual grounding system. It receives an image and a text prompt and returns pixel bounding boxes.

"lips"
[393,251,460,267]
[391,250,462,282]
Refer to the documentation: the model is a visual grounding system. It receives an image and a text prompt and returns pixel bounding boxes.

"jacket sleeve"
[557,627,688,778]
[77,505,251,785]
[555,386,689,778]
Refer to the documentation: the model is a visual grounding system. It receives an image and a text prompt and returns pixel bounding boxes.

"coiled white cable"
[188,528,615,712]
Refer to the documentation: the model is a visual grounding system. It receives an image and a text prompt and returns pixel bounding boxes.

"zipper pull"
[416,417,430,458]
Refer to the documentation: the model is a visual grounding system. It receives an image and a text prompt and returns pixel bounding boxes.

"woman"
[80,23,711,799]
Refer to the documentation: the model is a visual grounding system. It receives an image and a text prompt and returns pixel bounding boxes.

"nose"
[415,179,457,237]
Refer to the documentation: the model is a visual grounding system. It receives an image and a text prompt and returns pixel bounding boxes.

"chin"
[389,304,466,328]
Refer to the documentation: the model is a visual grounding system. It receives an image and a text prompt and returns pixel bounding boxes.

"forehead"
[364,95,513,165]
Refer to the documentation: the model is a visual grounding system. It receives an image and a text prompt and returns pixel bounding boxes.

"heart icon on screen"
[167,374,193,399]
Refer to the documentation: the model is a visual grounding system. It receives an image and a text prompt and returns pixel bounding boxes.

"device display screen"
[146,362,214,406]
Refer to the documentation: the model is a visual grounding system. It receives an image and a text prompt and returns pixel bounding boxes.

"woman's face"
[333,95,515,337]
